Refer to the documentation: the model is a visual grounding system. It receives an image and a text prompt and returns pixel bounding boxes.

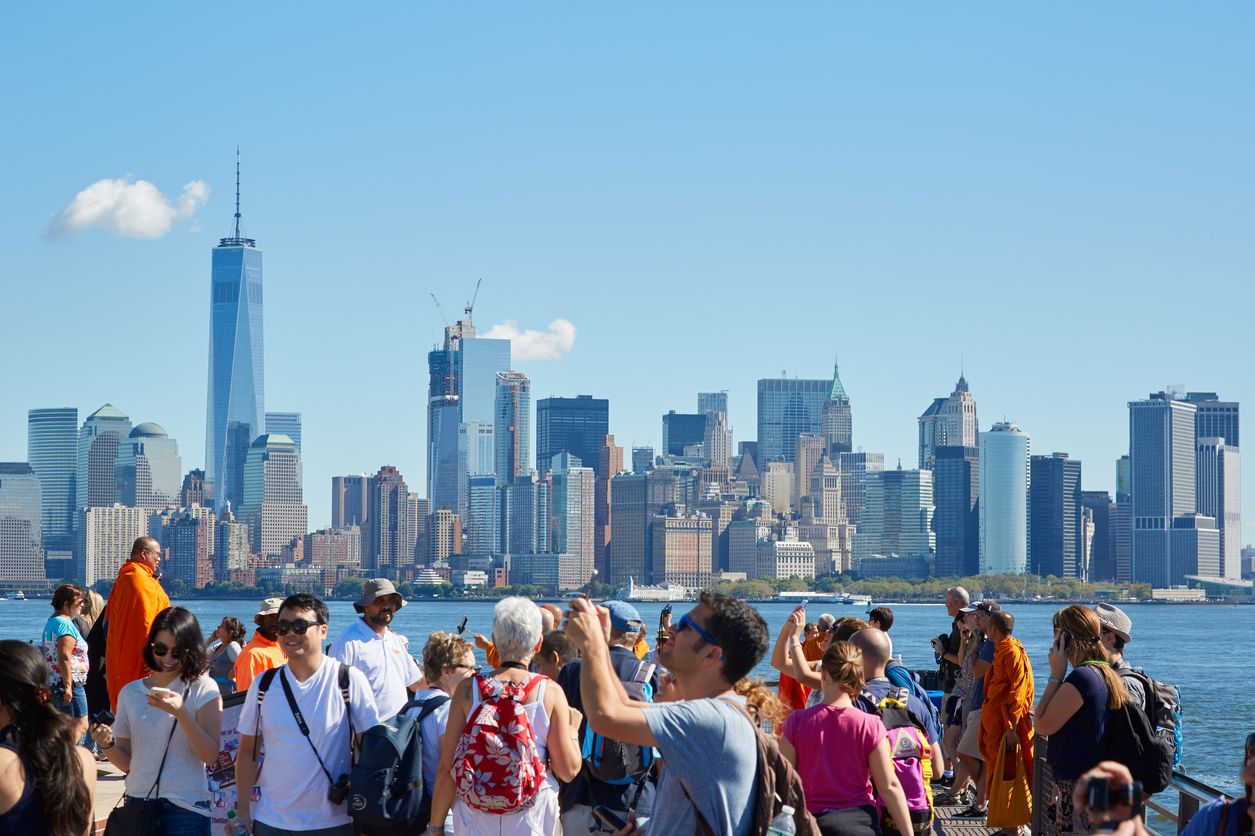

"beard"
[368,610,394,628]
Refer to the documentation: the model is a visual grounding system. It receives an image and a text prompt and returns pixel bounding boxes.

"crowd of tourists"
[0,538,1242,836]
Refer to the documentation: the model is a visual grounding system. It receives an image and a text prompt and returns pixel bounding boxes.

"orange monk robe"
[778,632,827,712]
[980,635,1035,784]
[104,560,170,710]
[633,636,649,660]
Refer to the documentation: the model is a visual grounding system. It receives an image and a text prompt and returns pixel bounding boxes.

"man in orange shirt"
[233,597,287,692]
[103,537,171,710]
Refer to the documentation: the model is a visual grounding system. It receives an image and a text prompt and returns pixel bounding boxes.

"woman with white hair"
[427,597,583,835]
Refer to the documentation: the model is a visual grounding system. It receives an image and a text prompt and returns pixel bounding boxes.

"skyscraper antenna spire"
[234,146,242,239]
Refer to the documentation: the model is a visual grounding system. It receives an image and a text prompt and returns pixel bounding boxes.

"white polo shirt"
[327,616,422,719]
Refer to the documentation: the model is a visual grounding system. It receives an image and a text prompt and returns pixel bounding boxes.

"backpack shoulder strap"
[414,693,451,723]
[1215,798,1231,836]
[677,774,718,836]
[632,661,655,684]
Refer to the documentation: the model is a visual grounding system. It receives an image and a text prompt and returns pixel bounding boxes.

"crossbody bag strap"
[337,662,357,762]
[145,683,191,800]
[278,668,338,790]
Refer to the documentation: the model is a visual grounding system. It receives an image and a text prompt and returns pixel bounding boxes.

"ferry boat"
[618,578,691,603]
[13,591,25,601]
[842,593,872,606]
[774,591,840,604]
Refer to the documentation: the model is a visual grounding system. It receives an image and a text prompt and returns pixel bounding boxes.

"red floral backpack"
[452,673,547,814]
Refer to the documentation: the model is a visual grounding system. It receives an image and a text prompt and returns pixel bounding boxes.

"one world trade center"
[205,151,264,512]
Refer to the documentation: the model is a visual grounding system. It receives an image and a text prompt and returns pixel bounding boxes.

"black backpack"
[348,693,450,828]
[1102,693,1173,795]
[582,660,655,784]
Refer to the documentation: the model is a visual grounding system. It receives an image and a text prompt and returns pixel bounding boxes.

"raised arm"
[564,598,657,748]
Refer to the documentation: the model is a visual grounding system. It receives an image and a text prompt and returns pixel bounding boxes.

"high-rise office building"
[465,475,499,555]
[160,510,213,589]
[608,471,677,584]
[703,411,732,472]
[265,412,302,452]
[494,371,531,487]
[331,475,370,529]
[217,506,250,574]
[1196,437,1241,579]
[206,156,264,512]
[838,451,884,528]
[501,475,550,556]
[1171,514,1220,580]
[27,408,77,554]
[821,360,852,456]
[304,526,362,570]
[77,404,131,511]
[428,396,460,513]
[365,466,410,575]
[651,511,713,586]
[595,435,624,579]
[1029,453,1083,578]
[852,467,935,561]
[1185,392,1239,447]
[0,464,43,582]
[536,396,609,479]
[406,493,427,564]
[550,453,595,587]
[428,509,462,566]
[181,469,206,507]
[934,446,980,577]
[697,392,728,416]
[756,377,829,465]
[1114,454,1132,582]
[631,448,655,474]
[81,504,148,586]
[979,421,1030,574]
[1129,393,1197,587]
[239,433,307,561]
[1080,491,1116,582]
[116,423,182,511]
[793,434,827,514]
[762,461,794,516]
[662,411,706,458]
[457,421,495,516]
[919,376,979,470]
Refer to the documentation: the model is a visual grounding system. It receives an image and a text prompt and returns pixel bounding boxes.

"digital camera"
[328,775,350,805]
[1086,776,1142,814]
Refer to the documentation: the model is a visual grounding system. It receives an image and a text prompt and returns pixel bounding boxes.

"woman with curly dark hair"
[0,639,96,835]
[90,606,222,835]
[207,616,246,695]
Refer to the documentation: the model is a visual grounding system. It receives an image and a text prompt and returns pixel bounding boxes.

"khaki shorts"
[957,707,983,760]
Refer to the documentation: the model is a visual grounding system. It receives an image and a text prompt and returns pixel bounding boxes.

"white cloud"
[48,177,209,239]
[483,318,577,361]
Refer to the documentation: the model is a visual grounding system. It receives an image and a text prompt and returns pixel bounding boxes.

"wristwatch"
[1048,676,1063,686]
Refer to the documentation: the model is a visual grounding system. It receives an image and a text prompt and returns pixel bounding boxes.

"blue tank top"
[0,726,48,835]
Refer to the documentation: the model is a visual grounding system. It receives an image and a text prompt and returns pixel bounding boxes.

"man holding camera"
[235,594,381,836]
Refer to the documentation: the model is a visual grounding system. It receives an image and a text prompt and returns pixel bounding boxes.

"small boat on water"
[13,591,26,601]
[775,591,840,604]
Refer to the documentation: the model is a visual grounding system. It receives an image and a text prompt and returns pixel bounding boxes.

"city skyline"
[4,5,1254,535]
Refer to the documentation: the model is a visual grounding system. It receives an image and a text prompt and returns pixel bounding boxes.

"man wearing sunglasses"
[329,579,424,720]
[235,594,381,836]
[103,536,170,710]
[564,593,768,836]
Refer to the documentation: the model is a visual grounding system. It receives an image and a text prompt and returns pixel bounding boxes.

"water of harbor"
[3,598,1248,795]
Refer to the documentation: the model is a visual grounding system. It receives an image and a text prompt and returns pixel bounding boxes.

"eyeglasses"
[275,618,324,636]
[151,642,182,658]
[451,664,482,674]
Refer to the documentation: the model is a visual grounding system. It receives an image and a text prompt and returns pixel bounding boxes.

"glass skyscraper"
[76,404,131,511]
[205,162,264,513]
[756,377,830,465]
[265,412,302,452]
[495,371,532,486]
[536,396,609,478]
[979,421,1031,575]
[27,407,77,552]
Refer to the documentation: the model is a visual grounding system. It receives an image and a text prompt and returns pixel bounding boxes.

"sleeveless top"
[0,726,47,835]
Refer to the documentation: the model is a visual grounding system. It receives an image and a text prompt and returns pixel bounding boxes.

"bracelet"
[1047,676,1063,686]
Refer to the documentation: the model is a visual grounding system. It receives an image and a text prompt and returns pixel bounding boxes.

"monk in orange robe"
[779,621,828,711]
[104,537,170,710]
[980,610,1035,800]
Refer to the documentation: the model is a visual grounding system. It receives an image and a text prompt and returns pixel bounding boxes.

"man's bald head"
[850,627,892,666]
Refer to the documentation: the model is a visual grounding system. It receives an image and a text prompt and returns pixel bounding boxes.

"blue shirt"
[1045,665,1109,780]
[968,638,996,711]
[858,677,941,743]
[1182,797,1249,836]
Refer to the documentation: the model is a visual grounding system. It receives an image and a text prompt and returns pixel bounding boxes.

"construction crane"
[429,293,450,326]
[464,278,483,320]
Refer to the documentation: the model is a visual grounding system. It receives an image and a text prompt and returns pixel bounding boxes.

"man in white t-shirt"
[328,578,423,720]
[235,594,381,836]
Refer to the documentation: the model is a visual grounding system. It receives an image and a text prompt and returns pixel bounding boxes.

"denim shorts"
[122,798,210,836]
[53,682,88,719]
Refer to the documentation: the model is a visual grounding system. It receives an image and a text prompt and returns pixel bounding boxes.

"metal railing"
[1031,736,1231,835]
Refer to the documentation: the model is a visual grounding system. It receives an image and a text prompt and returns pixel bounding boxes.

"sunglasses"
[150,642,182,658]
[275,618,324,636]
[676,613,719,647]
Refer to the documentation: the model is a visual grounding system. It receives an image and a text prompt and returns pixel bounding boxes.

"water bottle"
[766,804,797,836]
[226,809,248,836]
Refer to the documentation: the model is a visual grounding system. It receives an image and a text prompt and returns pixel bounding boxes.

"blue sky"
[3,4,1253,533]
